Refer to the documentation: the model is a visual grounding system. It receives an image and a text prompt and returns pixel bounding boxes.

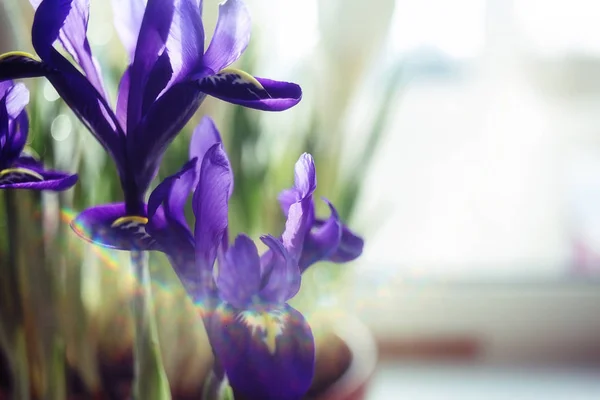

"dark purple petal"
[202,0,250,73]
[326,224,364,264]
[189,116,233,195]
[141,50,172,116]
[130,82,205,193]
[31,0,72,60]
[0,84,29,168]
[298,199,342,273]
[216,234,261,309]
[0,165,77,191]
[211,303,315,400]
[259,235,300,304]
[281,154,316,261]
[38,0,107,98]
[147,159,199,293]
[45,50,126,170]
[70,202,160,250]
[0,52,51,81]
[193,143,232,280]
[197,71,302,112]
[127,0,176,134]
[111,0,147,57]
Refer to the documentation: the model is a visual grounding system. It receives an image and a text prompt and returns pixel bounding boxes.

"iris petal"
[0,167,77,191]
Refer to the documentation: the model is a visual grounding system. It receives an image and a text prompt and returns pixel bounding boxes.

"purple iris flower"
[145,117,364,399]
[0,0,301,249]
[0,81,77,191]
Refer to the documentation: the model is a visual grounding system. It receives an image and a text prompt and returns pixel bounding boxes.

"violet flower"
[0,0,301,249]
[145,117,364,399]
[0,81,77,191]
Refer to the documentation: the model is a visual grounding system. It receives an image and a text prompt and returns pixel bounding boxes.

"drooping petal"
[211,303,315,400]
[31,0,72,61]
[197,71,302,112]
[0,165,77,191]
[202,0,250,73]
[281,154,317,260]
[326,224,364,264]
[189,116,233,195]
[193,143,232,280]
[147,158,198,290]
[70,202,160,250]
[0,52,54,82]
[259,235,300,304]
[216,234,261,309]
[111,0,147,58]
[127,0,176,134]
[129,82,204,193]
[298,199,342,273]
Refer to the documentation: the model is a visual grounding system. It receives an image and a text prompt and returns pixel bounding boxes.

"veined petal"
[198,70,302,112]
[166,0,204,83]
[259,235,300,304]
[71,202,159,250]
[211,303,315,400]
[0,164,77,191]
[127,0,176,134]
[189,116,233,195]
[217,234,261,309]
[111,0,147,58]
[193,143,232,280]
[298,199,342,273]
[203,0,250,73]
[0,52,52,81]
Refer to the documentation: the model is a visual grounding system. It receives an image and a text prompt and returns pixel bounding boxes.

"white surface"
[368,361,600,400]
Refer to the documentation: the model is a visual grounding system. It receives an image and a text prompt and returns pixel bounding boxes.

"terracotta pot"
[308,316,378,400]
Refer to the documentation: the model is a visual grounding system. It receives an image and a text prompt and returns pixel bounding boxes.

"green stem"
[0,191,29,400]
[130,250,171,400]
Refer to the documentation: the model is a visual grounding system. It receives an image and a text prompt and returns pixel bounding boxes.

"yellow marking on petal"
[0,51,39,61]
[110,216,148,228]
[0,167,43,181]
[219,67,265,91]
[240,310,284,355]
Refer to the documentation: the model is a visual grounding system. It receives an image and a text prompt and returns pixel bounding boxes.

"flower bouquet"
[0,0,368,399]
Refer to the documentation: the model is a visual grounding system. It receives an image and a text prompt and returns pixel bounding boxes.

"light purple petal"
[259,235,301,304]
[202,0,250,73]
[165,0,204,84]
[217,234,261,309]
[198,72,302,112]
[298,199,342,273]
[0,164,77,191]
[193,143,232,284]
[210,303,315,400]
[189,116,233,195]
[281,154,317,260]
[127,0,176,134]
[277,188,297,217]
[70,202,159,250]
[115,66,130,131]
[111,0,147,58]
